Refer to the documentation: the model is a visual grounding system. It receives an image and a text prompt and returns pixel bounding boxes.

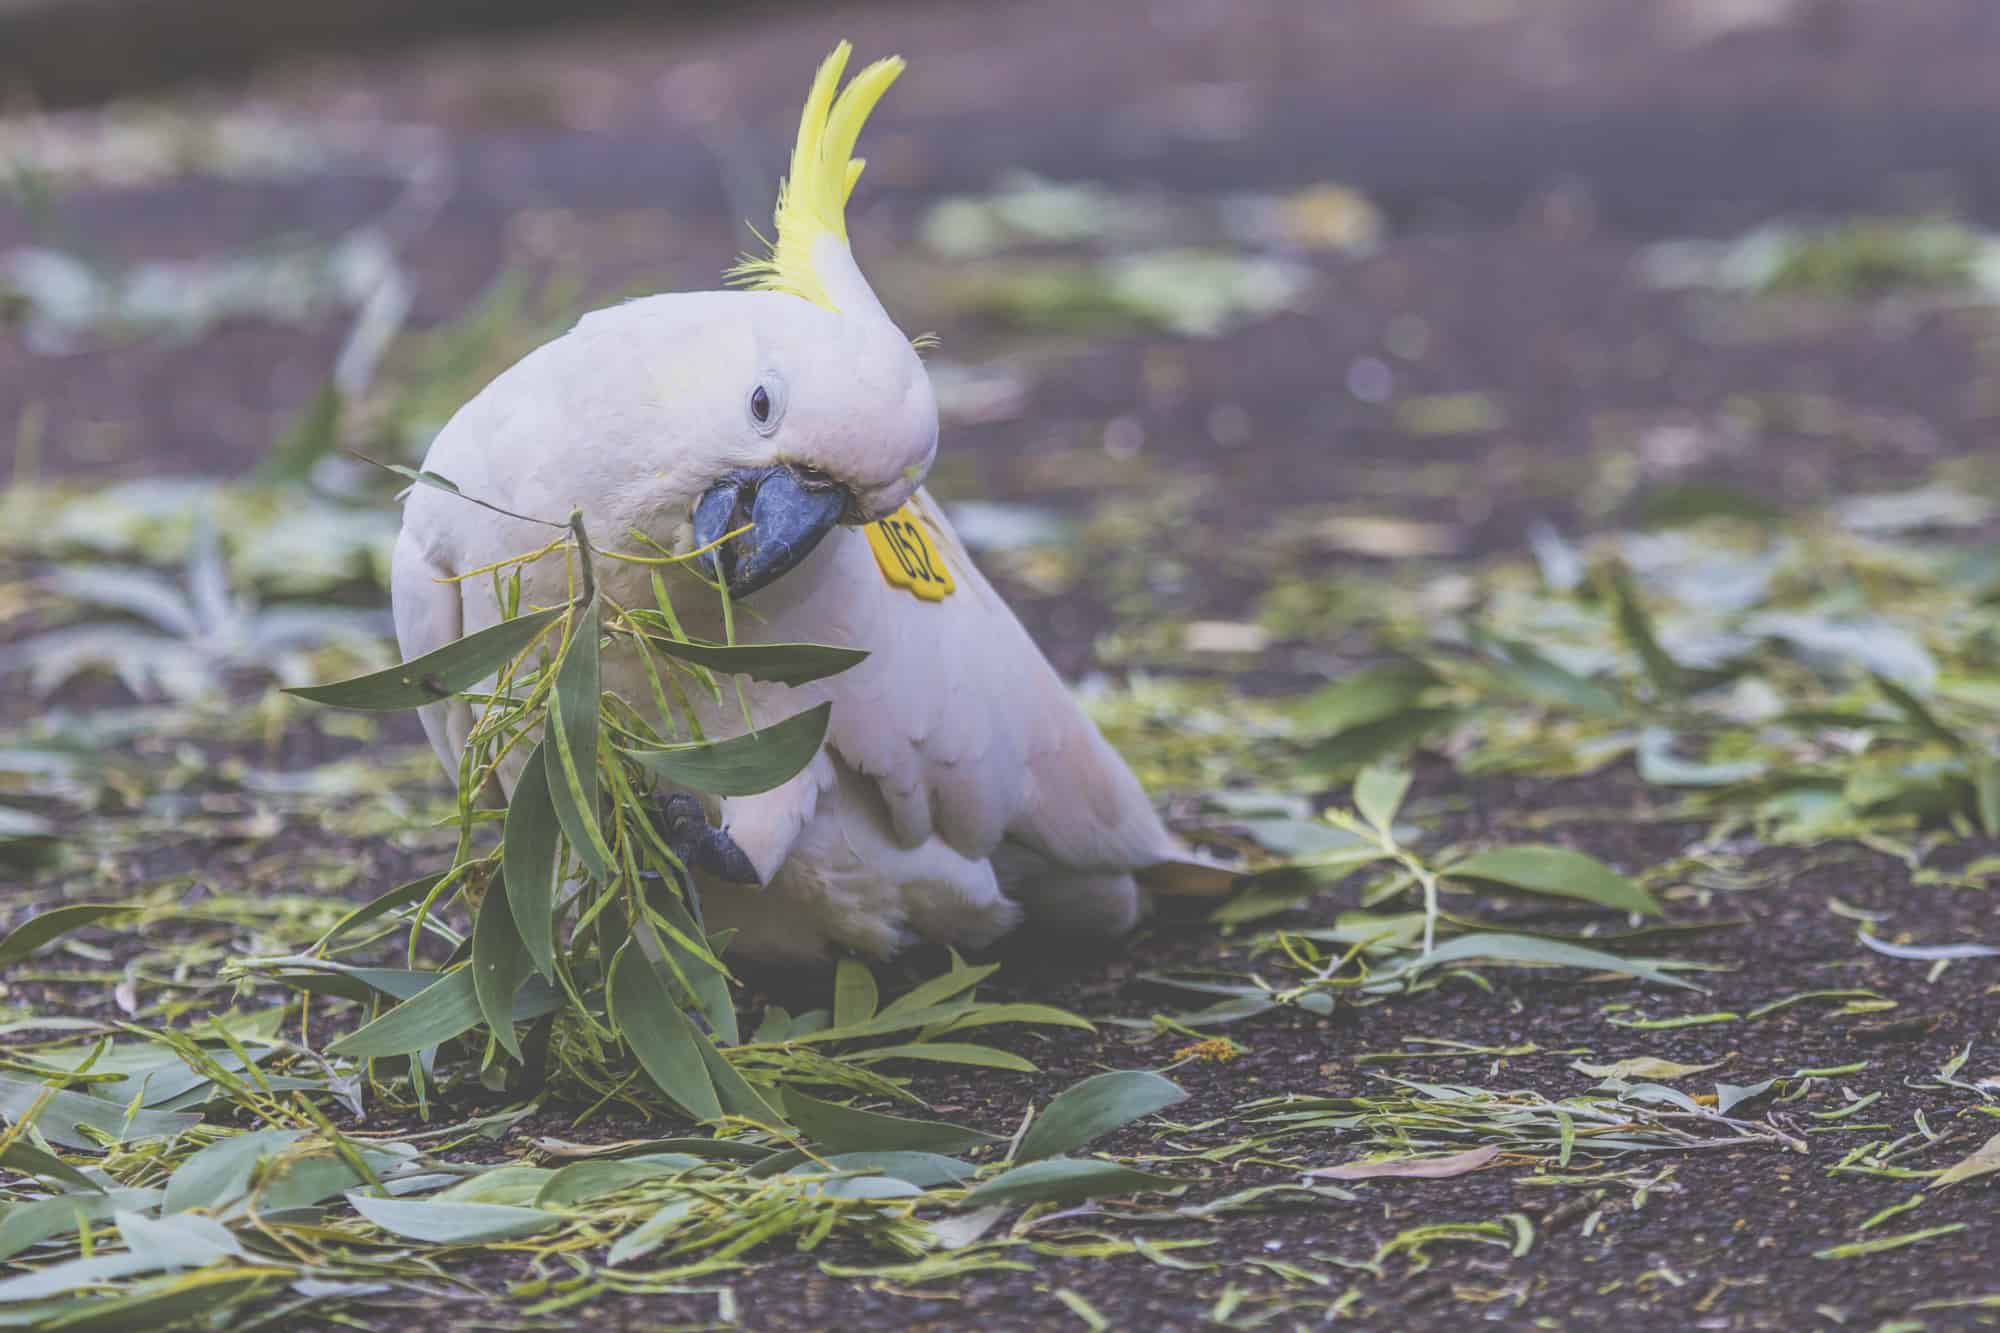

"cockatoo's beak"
[692,464,851,597]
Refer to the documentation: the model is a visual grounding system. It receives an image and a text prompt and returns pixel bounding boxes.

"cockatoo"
[393,43,1221,963]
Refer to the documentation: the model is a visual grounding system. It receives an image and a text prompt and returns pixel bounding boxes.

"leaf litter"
[5,175,2000,1331]
[8,461,1998,1325]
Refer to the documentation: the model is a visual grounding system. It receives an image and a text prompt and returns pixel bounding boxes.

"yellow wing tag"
[865,502,955,601]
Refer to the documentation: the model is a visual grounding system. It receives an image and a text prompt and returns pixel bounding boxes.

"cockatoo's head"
[681,42,933,599]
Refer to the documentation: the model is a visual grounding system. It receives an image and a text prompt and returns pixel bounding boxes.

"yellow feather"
[727,41,905,310]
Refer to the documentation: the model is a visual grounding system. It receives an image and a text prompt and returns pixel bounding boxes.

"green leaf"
[1634,729,1765,788]
[534,1158,703,1208]
[1465,629,1627,718]
[0,1267,277,1332]
[502,743,561,979]
[1016,1070,1188,1163]
[0,1138,103,1194]
[162,1129,303,1215]
[547,598,610,880]
[1974,755,2000,839]
[261,380,342,483]
[0,1189,161,1262]
[1302,708,1461,777]
[852,1043,1037,1073]
[962,1158,1182,1209]
[327,967,481,1058]
[608,947,721,1122]
[472,887,531,1061]
[925,1003,1095,1036]
[1444,845,1660,916]
[880,962,1000,1016]
[814,1151,976,1187]
[1605,564,1685,697]
[255,1152,371,1214]
[623,701,832,797]
[346,1194,560,1244]
[1933,1131,2000,1190]
[0,903,139,967]
[629,624,869,686]
[316,874,445,952]
[115,1211,244,1266]
[1292,663,1437,733]
[833,958,879,1028]
[607,1198,697,1267]
[0,1074,201,1150]
[1873,672,1960,748]
[1394,932,1699,991]
[1353,766,1411,837]
[779,1089,1003,1155]
[694,1034,785,1128]
[284,605,564,711]
[643,890,737,1045]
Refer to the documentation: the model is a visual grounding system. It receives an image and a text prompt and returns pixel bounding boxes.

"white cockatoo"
[393,43,1223,963]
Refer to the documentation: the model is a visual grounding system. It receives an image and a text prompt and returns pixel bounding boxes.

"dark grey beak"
[692,465,850,597]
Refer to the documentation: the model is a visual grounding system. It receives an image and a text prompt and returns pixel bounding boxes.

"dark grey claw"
[656,792,760,885]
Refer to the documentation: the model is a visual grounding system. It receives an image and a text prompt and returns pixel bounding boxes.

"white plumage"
[391,44,1211,963]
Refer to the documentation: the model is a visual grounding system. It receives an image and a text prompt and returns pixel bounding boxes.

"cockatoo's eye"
[748,371,788,436]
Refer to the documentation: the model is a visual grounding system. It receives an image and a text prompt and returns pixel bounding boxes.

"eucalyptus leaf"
[1606,564,1685,697]
[1303,708,1460,776]
[534,1158,702,1208]
[630,625,869,686]
[608,947,722,1123]
[547,597,610,880]
[1353,765,1411,836]
[644,891,737,1045]
[345,1194,560,1244]
[623,702,832,797]
[0,904,138,967]
[1393,932,1698,991]
[0,1139,102,1194]
[284,605,564,711]
[961,1157,1182,1208]
[880,962,1000,1016]
[0,1268,277,1332]
[472,886,531,1061]
[1291,663,1437,733]
[852,1043,1037,1073]
[812,1151,976,1187]
[779,1089,1003,1155]
[1856,931,1999,961]
[502,743,561,979]
[833,958,879,1028]
[327,968,482,1059]
[0,1073,201,1150]
[1444,846,1660,917]
[162,1129,303,1215]
[0,1189,162,1262]
[695,1033,786,1128]
[1016,1070,1188,1163]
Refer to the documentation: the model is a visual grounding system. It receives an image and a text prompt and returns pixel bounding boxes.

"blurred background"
[1,0,1997,709]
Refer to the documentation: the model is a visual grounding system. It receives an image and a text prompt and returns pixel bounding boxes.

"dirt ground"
[3,1,1999,1329]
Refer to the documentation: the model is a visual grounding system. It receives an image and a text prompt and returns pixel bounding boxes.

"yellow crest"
[726,42,905,311]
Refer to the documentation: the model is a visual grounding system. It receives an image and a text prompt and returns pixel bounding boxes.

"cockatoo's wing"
[736,490,1184,894]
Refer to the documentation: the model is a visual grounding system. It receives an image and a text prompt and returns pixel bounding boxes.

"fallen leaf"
[1306,1144,1501,1180]
[1933,1131,2000,1189]
[1572,1057,1725,1081]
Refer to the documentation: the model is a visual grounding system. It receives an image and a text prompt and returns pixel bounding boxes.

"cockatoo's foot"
[654,792,760,885]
